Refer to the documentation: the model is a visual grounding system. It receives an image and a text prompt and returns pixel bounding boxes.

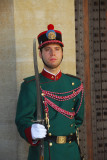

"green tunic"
[15,72,84,160]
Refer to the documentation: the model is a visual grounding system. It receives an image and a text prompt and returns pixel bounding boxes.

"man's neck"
[44,66,61,75]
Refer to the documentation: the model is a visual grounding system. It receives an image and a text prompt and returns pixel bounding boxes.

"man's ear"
[39,51,42,59]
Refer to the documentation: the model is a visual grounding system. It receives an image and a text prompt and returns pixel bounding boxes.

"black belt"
[44,133,77,144]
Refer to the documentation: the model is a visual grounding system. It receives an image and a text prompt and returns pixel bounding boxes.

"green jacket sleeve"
[15,81,37,142]
[74,82,84,129]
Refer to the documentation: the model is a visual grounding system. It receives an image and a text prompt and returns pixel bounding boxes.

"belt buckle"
[56,136,66,144]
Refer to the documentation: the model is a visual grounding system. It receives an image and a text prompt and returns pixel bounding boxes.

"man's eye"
[56,48,60,51]
[45,48,50,51]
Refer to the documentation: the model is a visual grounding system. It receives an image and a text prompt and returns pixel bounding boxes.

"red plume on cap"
[47,24,54,30]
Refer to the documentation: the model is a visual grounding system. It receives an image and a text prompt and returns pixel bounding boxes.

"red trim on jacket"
[25,127,40,146]
[41,69,62,81]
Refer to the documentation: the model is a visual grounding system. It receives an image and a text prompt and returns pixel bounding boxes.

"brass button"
[73,99,75,102]
[49,142,52,146]
[51,76,54,79]
[49,133,52,136]
[72,82,75,86]
[72,108,74,110]
[70,124,73,127]
[69,141,72,144]
[41,93,45,96]
[70,133,73,135]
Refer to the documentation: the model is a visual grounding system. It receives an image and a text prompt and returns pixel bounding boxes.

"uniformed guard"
[15,24,84,160]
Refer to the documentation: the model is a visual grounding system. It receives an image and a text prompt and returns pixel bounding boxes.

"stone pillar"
[0,0,18,160]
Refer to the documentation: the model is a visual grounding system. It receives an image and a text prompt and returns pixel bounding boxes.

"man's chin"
[43,62,61,69]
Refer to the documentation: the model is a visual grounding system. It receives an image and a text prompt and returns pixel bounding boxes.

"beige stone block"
[0,139,18,160]
[61,61,76,75]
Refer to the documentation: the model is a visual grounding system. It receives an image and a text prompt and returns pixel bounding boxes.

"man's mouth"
[50,58,57,61]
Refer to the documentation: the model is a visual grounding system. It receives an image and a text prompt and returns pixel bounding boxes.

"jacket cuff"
[25,126,40,146]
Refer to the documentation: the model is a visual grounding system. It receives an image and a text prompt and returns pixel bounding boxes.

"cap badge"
[46,30,56,40]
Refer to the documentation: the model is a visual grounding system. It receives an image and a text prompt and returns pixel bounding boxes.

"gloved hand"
[31,123,47,140]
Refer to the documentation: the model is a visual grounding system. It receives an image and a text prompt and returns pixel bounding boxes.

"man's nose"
[50,49,55,56]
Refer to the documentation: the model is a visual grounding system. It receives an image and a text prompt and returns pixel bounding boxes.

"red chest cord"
[42,83,84,119]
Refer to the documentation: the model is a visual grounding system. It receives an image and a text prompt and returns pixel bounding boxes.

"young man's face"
[39,43,63,70]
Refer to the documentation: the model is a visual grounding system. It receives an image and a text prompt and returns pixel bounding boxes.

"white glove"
[31,123,47,140]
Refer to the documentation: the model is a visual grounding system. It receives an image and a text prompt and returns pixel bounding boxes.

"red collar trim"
[41,69,62,81]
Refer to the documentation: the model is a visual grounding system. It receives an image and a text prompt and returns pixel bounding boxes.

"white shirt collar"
[44,68,61,76]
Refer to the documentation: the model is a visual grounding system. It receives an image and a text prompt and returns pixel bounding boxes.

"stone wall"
[0,0,76,159]
[0,0,19,160]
